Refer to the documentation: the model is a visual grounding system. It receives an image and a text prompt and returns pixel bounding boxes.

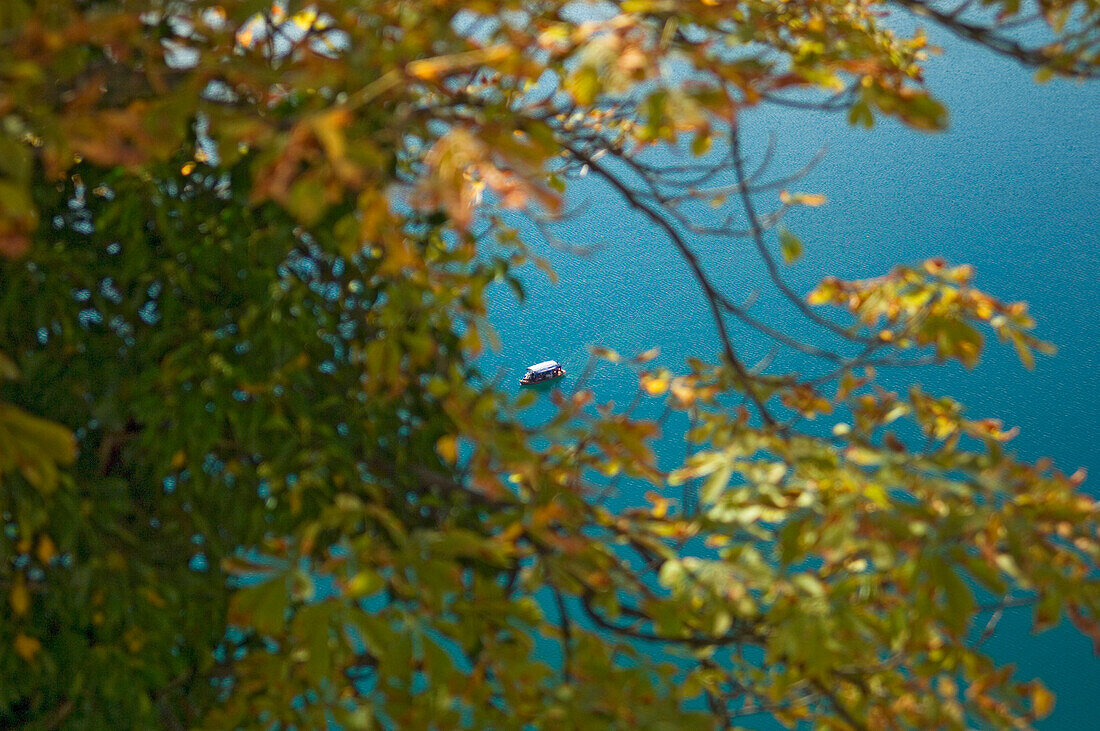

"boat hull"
[519,368,565,386]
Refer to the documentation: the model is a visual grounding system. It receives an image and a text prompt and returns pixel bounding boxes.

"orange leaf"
[1031,683,1055,720]
[9,579,30,616]
[436,435,458,465]
[36,535,56,564]
[14,633,41,661]
[780,190,827,207]
[0,230,31,259]
[641,372,669,396]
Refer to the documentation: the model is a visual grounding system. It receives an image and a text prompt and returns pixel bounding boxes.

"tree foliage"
[2,0,1099,728]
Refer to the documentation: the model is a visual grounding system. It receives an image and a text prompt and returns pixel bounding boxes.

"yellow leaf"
[124,626,146,653]
[845,446,883,466]
[407,45,513,82]
[346,571,383,598]
[170,450,187,469]
[36,535,56,564]
[923,257,946,275]
[567,66,600,106]
[0,404,76,465]
[780,191,827,207]
[311,108,352,166]
[864,482,890,507]
[498,522,525,543]
[670,377,695,407]
[691,133,711,157]
[236,22,256,48]
[642,373,669,396]
[1031,683,1055,719]
[436,435,458,465]
[645,490,669,518]
[0,351,19,380]
[10,579,30,616]
[14,633,41,661]
[292,8,318,30]
[588,345,621,363]
[779,228,802,264]
[141,587,167,609]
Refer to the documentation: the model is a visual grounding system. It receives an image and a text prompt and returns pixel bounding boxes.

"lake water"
[481,21,1100,727]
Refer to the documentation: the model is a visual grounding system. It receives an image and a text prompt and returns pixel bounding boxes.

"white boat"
[519,360,565,385]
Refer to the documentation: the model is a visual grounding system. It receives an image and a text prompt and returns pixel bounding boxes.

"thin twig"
[562,140,777,426]
[553,587,574,684]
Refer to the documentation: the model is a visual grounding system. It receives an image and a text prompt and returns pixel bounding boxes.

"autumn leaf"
[436,435,459,465]
[1031,682,1056,720]
[13,634,41,662]
[589,345,622,363]
[9,578,30,617]
[780,190,827,207]
[567,66,600,106]
[641,370,670,396]
[0,2,1096,728]
[0,229,31,258]
[36,535,57,564]
[779,228,803,264]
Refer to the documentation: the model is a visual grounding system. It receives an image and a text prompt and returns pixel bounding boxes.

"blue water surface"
[481,21,1100,727]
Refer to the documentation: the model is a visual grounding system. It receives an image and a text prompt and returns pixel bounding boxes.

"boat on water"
[519,360,565,386]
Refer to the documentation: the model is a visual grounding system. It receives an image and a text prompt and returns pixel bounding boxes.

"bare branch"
[561,139,778,426]
[552,587,575,684]
[729,122,877,346]
[891,0,1100,79]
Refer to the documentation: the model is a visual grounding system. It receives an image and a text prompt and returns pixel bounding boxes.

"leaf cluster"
[1,1,1098,729]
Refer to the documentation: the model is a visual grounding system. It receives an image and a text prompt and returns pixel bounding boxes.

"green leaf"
[897,91,948,132]
[847,99,875,128]
[347,570,385,598]
[296,603,335,681]
[0,403,76,491]
[230,576,288,636]
[567,66,600,106]
[691,133,712,157]
[0,350,20,380]
[937,562,974,635]
[1033,590,1063,633]
[700,458,733,505]
[779,228,803,265]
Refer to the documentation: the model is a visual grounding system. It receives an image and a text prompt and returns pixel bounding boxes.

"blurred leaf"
[436,434,458,465]
[1032,682,1055,719]
[779,228,803,265]
[230,577,288,637]
[780,191,827,207]
[567,66,600,106]
[14,634,41,662]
